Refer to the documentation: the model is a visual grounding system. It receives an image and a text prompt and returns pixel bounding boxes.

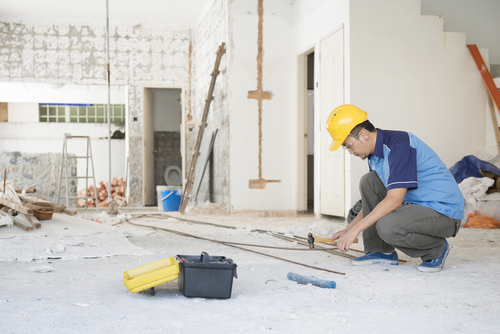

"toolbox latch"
[200,251,210,263]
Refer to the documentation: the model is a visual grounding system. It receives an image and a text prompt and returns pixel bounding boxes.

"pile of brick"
[77,177,126,207]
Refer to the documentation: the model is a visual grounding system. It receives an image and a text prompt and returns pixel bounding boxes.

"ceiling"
[0,0,209,26]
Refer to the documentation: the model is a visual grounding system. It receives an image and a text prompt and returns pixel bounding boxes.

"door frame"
[318,25,346,217]
[142,85,185,206]
[297,47,315,213]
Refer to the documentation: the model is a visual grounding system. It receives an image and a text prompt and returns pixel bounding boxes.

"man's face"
[341,131,369,160]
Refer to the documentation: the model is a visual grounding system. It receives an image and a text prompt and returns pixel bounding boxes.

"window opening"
[39,103,125,123]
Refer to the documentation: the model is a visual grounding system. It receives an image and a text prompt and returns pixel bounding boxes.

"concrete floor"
[1,209,499,334]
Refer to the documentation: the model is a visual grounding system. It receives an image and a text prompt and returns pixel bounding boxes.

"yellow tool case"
[123,257,179,296]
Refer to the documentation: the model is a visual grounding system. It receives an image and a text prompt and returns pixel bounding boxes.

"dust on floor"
[0,209,499,334]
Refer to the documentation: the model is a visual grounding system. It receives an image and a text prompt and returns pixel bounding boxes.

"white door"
[319,27,345,216]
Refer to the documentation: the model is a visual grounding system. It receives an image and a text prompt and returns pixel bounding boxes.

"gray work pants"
[360,172,461,261]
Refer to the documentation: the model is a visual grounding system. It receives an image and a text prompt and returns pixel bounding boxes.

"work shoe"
[417,240,450,273]
[351,251,399,266]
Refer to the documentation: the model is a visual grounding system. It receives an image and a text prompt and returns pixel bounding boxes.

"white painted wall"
[152,88,182,132]
[7,103,38,122]
[0,82,127,191]
[0,82,126,104]
[294,0,348,55]
[228,0,295,211]
[421,0,500,64]
[348,0,487,204]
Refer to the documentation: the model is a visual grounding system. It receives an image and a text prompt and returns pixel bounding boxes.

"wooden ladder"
[468,44,500,155]
[179,42,226,213]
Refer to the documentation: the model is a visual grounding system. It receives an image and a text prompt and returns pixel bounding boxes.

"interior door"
[319,27,345,216]
[142,87,155,206]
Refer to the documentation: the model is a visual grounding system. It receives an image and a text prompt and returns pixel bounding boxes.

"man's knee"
[359,172,379,189]
[375,218,400,244]
[359,172,387,198]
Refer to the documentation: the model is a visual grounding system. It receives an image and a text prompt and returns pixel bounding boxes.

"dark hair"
[350,120,375,137]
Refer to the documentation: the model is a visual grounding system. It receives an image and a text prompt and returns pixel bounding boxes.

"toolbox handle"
[200,252,210,263]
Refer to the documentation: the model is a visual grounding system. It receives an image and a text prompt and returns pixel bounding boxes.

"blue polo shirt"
[368,129,464,220]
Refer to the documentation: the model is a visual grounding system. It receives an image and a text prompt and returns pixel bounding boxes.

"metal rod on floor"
[106,0,112,204]
[113,214,345,251]
[143,213,369,256]
[125,219,345,275]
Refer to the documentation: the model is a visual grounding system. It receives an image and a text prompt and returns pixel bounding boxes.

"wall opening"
[0,82,127,206]
[143,87,183,206]
[306,52,315,213]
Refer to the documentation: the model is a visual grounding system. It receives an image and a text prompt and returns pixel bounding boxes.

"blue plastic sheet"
[449,155,500,184]
[287,272,336,289]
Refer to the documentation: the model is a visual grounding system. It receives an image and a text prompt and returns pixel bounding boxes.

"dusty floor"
[1,208,499,334]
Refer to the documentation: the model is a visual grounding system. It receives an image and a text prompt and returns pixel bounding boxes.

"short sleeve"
[386,143,418,190]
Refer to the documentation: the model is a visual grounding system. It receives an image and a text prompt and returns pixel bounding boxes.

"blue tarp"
[449,155,500,184]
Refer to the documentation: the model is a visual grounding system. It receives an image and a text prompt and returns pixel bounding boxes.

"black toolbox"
[176,252,237,299]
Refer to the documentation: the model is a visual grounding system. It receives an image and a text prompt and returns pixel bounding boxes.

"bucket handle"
[161,191,174,201]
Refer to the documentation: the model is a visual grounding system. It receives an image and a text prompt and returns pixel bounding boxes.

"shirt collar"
[373,128,385,159]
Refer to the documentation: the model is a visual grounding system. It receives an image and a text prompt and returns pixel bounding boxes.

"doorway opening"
[142,87,183,207]
[306,52,315,213]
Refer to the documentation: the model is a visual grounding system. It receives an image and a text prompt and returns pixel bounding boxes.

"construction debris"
[77,177,127,208]
[24,202,66,221]
[0,181,71,231]
[464,211,500,229]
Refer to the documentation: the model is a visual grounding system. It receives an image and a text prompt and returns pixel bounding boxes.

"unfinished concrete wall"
[348,0,487,203]
[0,122,125,195]
[0,152,76,206]
[191,0,230,207]
[0,22,191,206]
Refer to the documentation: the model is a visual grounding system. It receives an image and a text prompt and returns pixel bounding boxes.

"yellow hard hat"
[325,104,367,151]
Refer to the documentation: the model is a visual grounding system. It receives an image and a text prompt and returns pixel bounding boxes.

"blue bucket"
[161,189,182,211]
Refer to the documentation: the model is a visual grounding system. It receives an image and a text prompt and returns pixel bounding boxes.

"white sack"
[458,177,500,205]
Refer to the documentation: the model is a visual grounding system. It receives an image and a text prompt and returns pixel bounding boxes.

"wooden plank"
[19,195,75,216]
[0,102,7,122]
[487,95,500,156]
[19,194,38,203]
[16,186,36,193]
[7,185,22,204]
[0,179,18,193]
[0,210,32,231]
[0,198,33,215]
[468,44,500,116]
[61,208,77,216]
[24,214,41,228]
[12,216,33,230]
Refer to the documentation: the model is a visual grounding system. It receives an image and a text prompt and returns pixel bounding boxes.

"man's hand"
[336,228,360,252]
[330,229,347,242]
